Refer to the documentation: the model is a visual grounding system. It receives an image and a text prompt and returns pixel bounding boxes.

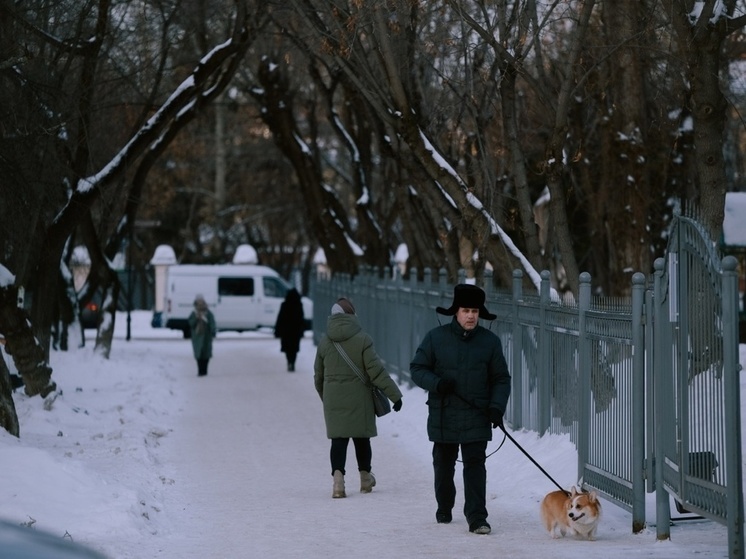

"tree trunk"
[0,346,20,437]
[93,282,119,359]
[683,30,728,239]
[501,64,544,272]
[663,0,743,240]
[253,55,359,276]
[598,1,653,294]
[0,285,56,399]
[543,0,597,297]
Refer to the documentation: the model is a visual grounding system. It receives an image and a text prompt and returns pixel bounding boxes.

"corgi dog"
[540,486,601,540]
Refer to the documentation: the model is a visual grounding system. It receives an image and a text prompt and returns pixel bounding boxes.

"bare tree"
[662,0,746,239]
[0,0,264,433]
[100,0,745,298]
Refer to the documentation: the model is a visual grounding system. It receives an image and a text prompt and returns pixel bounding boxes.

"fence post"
[632,272,646,533]
[538,270,551,435]
[483,269,493,297]
[438,268,448,302]
[722,255,744,559]
[577,272,591,477]
[512,269,524,429]
[394,267,404,377]
[645,284,655,495]
[423,268,433,320]
[653,257,671,541]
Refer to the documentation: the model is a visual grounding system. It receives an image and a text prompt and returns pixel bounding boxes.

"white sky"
[0,312,743,558]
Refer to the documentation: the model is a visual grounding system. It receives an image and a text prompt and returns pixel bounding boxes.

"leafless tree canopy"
[0,0,744,432]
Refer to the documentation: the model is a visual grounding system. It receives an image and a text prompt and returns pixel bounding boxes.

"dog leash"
[450,390,568,494]
[498,424,569,495]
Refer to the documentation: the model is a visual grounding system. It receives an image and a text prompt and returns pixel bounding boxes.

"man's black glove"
[437,378,456,395]
[393,399,403,412]
[489,408,504,429]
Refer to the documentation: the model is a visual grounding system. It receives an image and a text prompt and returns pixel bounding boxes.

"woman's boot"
[332,470,346,498]
[360,471,376,493]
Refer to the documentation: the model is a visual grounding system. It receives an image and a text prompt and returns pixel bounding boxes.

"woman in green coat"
[188,294,216,376]
[314,297,403,499]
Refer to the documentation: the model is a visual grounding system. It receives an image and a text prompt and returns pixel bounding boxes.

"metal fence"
[651,215,744,555]
[311,215,743,558]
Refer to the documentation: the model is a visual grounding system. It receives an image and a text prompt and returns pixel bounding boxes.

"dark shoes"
[438,511,490,534]
[469,520,491,535]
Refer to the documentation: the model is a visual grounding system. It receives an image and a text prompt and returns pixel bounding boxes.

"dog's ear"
[588,490,598,503]
[570,486,578,497]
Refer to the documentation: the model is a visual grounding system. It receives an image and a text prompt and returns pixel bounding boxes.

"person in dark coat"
[274,288,305,372]
[188,294,216,377]
[410,284,511,535]
[314,297,403,499]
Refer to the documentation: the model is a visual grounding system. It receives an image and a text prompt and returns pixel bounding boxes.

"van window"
[218,277,254,296]
[263,276,288,298]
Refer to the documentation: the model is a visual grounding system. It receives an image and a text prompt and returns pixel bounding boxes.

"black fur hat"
[436,284,496,320]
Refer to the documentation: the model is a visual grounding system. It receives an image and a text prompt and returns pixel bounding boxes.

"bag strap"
[332,341,371,388]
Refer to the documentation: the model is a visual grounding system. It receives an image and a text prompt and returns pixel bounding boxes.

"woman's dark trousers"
[330,437,372,475]
[432,441,488,524]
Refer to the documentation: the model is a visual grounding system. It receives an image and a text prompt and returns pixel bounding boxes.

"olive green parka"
[314,313,402,439]
[188,308,216,359]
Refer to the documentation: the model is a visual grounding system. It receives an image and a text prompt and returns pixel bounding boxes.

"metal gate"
[652,214,744,558]
[311,213,744,555]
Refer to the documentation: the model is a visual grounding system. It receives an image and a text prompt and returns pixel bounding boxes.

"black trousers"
[330,437,372,475]
[432,441,488,524]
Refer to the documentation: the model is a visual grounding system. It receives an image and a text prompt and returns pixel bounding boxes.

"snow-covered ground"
[0,311,743,558]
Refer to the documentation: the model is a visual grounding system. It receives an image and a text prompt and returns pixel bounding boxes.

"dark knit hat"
[331,297,356,315]
[436,284,496,320]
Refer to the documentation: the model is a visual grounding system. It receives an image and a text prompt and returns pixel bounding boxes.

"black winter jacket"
[410,318,511,443]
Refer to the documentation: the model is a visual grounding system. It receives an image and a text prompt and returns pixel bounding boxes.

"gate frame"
[652,214,744,559]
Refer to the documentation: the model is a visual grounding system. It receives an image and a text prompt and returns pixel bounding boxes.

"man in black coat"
[410,284,511,535]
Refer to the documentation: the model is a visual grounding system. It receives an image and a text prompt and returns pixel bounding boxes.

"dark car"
[78,288,105,330]
[80,299,101,329]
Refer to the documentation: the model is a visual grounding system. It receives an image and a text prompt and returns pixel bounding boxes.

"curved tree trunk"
[0,348,20,437]
[0,285,56,400]
[253,56,359,276]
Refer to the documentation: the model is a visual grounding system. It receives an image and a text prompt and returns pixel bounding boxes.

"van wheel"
[182,328,191,339]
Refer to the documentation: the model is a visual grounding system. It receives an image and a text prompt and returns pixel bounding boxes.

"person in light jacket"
[188,294,216,377]
[314,297,403,499]
[410,284,511,535]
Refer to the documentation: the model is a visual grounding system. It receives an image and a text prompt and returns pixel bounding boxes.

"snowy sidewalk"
[151,335,449,558]
[1,313,735,558]
[146,334,730,559]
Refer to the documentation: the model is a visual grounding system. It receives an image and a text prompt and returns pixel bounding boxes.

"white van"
[161,264,312,337]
